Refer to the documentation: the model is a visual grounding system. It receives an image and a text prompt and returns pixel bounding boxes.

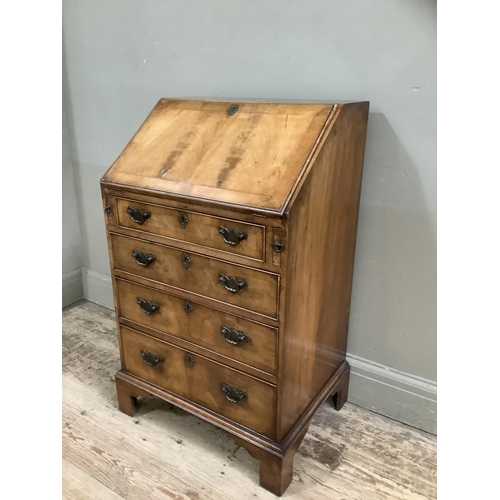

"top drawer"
[115,198,265,261]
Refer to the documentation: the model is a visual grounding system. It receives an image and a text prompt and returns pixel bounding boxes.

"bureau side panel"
[277,102,369,441]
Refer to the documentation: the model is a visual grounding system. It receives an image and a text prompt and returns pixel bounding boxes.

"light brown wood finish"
[112,269,279,327]
[116,197,266,261]
[101,99,334,213]
[100,99,370,496]
[115,278,277,375]
[63,301,437,500]
[277,102,369,440]
[119,326,276,438]
[110,233,279,318]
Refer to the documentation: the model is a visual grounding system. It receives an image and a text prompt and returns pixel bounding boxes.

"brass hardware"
[219,273,247,293]
[178,212,189,228]
[141,350,162,367]
[183,300,193,315]
[181,252,191,269]
[221,326,248,345]
[132,250,156,267]
[226,104,239,116]
[273,240,284,253]
[218,226,248,246]
[137,298,159,315]
[104,204,112,215]
[185,352,195,367]
[127,206,151,225]
[221,384,246,403]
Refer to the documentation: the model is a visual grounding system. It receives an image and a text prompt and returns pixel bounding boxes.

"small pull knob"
[178,212,189,229]
[221,326,248,345]
[273,240,284,253]
[132,250,156,267]
[141,350,162,367]
[219,273,247,294]
[104,204,112,215]
[137,298,159,315]
[221,384,246,403]
[181,252,191,269]
[127,206,151,225]
[185,352,195,367]
[183,300,193,315]
[218,226,248,246]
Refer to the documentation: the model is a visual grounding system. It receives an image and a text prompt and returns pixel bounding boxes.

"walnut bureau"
[100,99,369,496]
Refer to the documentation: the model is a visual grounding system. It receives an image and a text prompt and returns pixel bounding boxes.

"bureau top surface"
[101,99,338,215]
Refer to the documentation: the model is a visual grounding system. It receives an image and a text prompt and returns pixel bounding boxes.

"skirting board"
[82,268,115,310]
[346,354,436,434]
[81,268,437,435]
[62,268,83,307]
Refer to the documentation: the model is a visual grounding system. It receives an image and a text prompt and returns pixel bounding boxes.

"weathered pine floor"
[62,301,437,500]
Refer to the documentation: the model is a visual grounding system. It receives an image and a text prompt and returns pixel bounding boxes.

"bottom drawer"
[120,326,276,438]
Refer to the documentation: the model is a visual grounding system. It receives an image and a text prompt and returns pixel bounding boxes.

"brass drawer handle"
[141,350,162,367]
[132,250,156,267]
[218,226,248,246]
[137,298,159,315]
[221,384,246,403]
[178,212,189,229]
[221,326,248,345]
[219,273,247,293]
[127,206,151,225]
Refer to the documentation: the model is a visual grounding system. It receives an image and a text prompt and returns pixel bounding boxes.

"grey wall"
[63,0,436,432]
[62,73,83,307]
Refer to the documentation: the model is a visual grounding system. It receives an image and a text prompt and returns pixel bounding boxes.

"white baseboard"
[79,267,437,434]
[81,268,114,309]
[62,268,83,307]
[347,353,437,434]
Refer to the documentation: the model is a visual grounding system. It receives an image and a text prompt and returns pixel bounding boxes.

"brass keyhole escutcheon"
[226,103,239,116]
[178,212,189,228]
[185,352,195,367]
[184,300,193,315]
[181,252,191,269]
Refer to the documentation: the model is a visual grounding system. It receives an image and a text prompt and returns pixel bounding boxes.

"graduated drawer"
[116,198,265,261]
[120,326,276,438]
[116,279,277,375]
[110,233,279,318]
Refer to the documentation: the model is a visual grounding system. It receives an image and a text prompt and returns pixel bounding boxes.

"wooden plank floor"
[62,301,437,500]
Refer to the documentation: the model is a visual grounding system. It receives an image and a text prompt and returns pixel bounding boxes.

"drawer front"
[116,279,277,375]
[120,327,276,438]
[111,233,279,318]
[116,198,265,260]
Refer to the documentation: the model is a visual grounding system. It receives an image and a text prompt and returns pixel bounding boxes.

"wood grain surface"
[277,102,370,440]
[63,301,437,500]
[115,197,266,260]
[119,326,276,438]
[110,233,279,318]
[101,99,335,214]
[115,278,278,375]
